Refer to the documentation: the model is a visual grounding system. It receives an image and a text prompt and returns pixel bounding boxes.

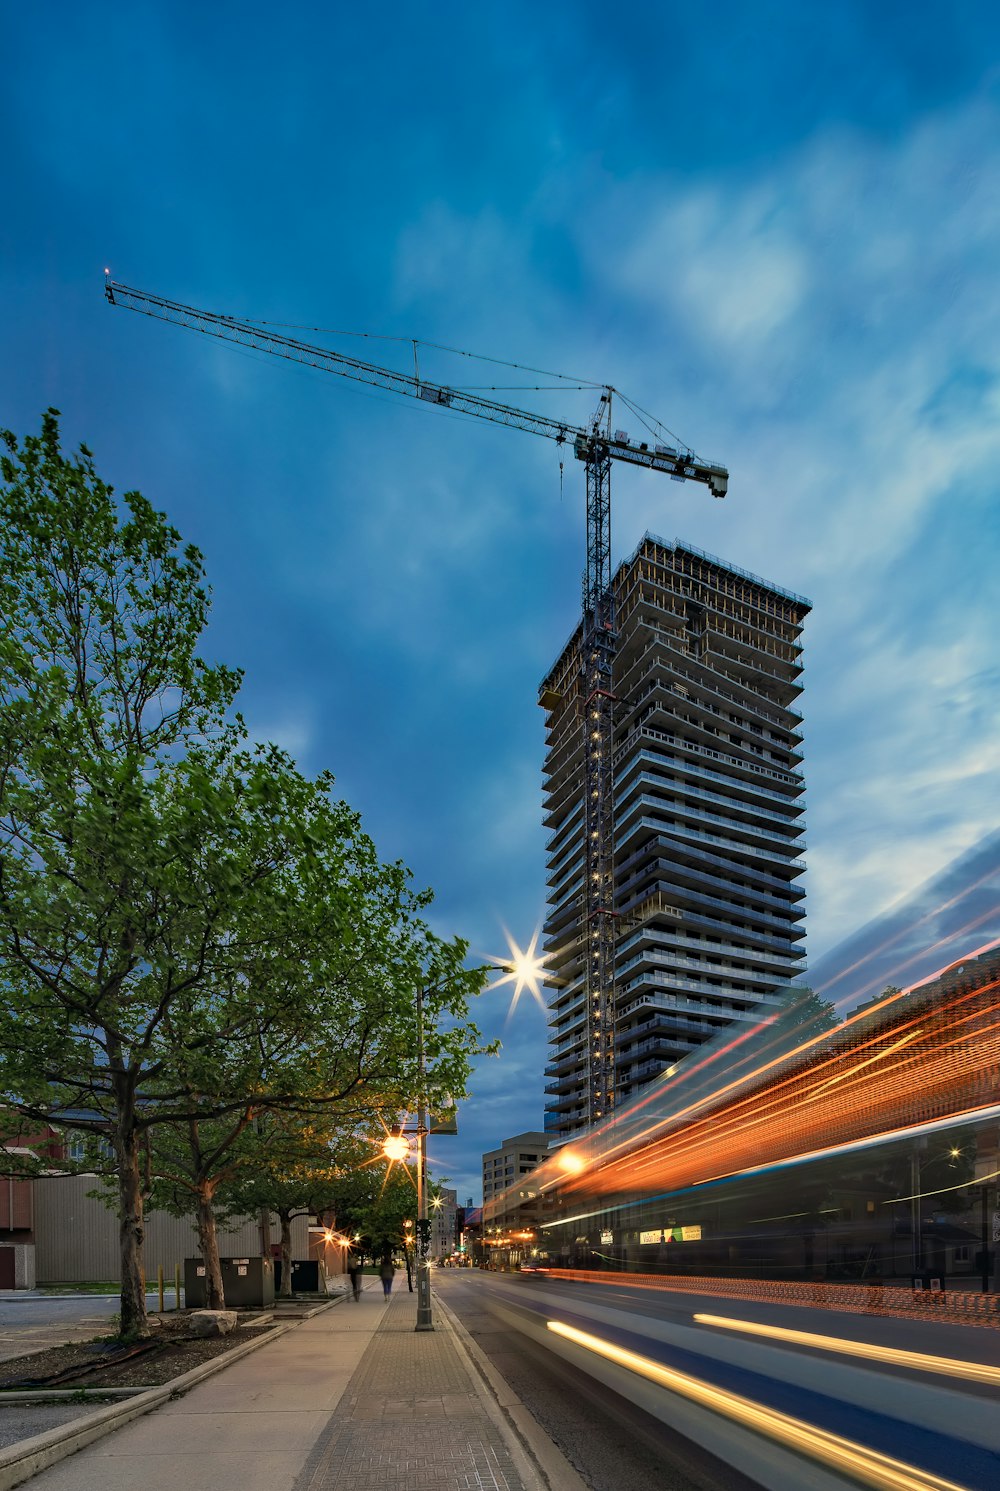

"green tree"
[210,1118,371,1297]
[335,1162,419,1275]
[0,413,492,1331]
[0,412,245,1334]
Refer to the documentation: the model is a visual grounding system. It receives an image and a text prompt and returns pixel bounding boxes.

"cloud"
[621,187,811,356]
[241,709,316,764]
[383,93,1000,1009]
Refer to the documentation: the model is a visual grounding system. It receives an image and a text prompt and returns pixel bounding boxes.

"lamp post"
[391,962,508,1333]
[415,981,433,1330]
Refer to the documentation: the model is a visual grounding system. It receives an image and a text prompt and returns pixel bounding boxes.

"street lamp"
[396,960,510,1332]
[414,982,434,1330]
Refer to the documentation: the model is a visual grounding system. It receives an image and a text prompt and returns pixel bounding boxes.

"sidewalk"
[8,1282,555,1491]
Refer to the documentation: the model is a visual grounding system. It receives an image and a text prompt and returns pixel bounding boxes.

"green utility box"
[273,1259,321,1293]
[184,1255,275,1308]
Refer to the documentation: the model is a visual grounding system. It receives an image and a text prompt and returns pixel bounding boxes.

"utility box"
[273,1259,320,1294]
[184,1256,275,1308]
[0,1244,35,1290]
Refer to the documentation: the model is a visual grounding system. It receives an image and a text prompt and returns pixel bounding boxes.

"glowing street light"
[382,1134,410,1163]
[487,929,549,1017]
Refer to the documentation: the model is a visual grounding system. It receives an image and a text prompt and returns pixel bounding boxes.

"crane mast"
[105,276,728,1131]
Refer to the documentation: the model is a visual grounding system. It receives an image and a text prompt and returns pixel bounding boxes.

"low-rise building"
[482,1132,549,1205]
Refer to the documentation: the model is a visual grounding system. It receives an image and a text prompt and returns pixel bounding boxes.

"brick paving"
[292,1295,527,1491]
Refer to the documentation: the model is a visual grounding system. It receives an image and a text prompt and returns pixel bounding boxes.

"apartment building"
[540,535,809,1138]
[482,1132,550,1204]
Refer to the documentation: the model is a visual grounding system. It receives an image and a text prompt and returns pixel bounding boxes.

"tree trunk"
[279,1212,293,1296]
[195,1182,225,1309]
[258,1206,271,1259]
[405,1247,413,1292]
[116,1122,148,1339]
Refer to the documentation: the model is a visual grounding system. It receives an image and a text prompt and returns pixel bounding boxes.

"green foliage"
[331,1163,419,1262]
[0,413,495,1327]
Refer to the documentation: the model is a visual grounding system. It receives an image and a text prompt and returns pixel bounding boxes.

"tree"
[139,894,486,1310]
[0,413,492,1330]
[329,1161,419,1272]
[0,411,244,1334]
[211,1118,371,1297]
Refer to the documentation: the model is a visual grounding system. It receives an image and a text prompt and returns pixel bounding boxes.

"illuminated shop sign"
[639,1225,702,1244]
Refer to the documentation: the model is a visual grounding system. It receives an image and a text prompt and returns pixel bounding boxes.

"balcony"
[616,790,806,859]
[613,722,804,792]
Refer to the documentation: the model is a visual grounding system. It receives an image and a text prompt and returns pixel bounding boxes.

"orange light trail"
[692,1314,1000,1386]
[553,953,1000,1200]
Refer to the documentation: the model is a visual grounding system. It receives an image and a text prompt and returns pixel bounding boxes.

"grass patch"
[35,1282,119,1295]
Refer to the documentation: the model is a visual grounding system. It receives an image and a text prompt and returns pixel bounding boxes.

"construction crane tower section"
[104,277,728,1133]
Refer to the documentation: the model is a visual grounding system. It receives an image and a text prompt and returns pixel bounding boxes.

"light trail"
[551,973,988,1187]
[537,1103,1000,1229]
[557,963,1000,1200]
[812,877,1000,1006]
[693,1314,1000,1386]
[546,1320,970,1491]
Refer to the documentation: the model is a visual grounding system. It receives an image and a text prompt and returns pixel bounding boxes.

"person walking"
[379,1257,395,1299]
[347,1255,363,1301]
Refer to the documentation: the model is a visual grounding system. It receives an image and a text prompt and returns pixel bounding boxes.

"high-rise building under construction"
[540,535,810,1140]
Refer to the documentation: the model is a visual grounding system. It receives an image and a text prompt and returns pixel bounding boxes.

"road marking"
[547,1319,969,1491]
[693,1314,1000,1386]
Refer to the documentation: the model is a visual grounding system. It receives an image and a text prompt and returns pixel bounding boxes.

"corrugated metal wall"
[33,1175,310,1282]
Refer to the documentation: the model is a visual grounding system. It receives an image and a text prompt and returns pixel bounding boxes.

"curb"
[434,1293,589,1491]
[0,1315,305,1491]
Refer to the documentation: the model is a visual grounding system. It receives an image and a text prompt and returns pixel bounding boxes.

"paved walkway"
[15,1283,540,1491]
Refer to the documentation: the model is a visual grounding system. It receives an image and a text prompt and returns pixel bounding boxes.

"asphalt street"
[0,1291,165,1362]
[436,1271,759,1491]
[438,1270,1000,1491]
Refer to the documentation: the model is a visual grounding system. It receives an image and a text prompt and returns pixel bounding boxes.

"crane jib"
[104,278,728,497]
[104,272,728,1134]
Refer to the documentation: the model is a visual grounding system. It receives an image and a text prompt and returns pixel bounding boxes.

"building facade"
[540,536,810,1138]
[429,1185,458,1260]
[482,1132,550,1204]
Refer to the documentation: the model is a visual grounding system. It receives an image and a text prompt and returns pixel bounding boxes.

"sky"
[2,2,999,1205]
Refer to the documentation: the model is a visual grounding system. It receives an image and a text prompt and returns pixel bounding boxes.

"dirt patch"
[0,1315,279,1391]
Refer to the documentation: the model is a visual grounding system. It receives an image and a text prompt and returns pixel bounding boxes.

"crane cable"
[235,315,608,391]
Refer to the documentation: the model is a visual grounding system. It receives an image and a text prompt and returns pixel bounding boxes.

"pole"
[910,1148,921,1278]
[415,984,433,1331]
[982,1185,990,1295]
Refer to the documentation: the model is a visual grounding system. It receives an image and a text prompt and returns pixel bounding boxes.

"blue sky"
[3,2,999,1204]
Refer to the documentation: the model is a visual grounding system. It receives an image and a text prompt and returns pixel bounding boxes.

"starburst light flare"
[486,925,549,1018]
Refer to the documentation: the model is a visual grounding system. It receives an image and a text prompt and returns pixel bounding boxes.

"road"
[433,1269,1000,1491]
[0,1291,163,1363]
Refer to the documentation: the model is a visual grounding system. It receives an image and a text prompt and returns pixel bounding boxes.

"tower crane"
[104,276,728,1129]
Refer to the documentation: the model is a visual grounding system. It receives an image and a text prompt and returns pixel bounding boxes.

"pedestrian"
[347,1255,363,1301]
[379,1258,395,1298]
